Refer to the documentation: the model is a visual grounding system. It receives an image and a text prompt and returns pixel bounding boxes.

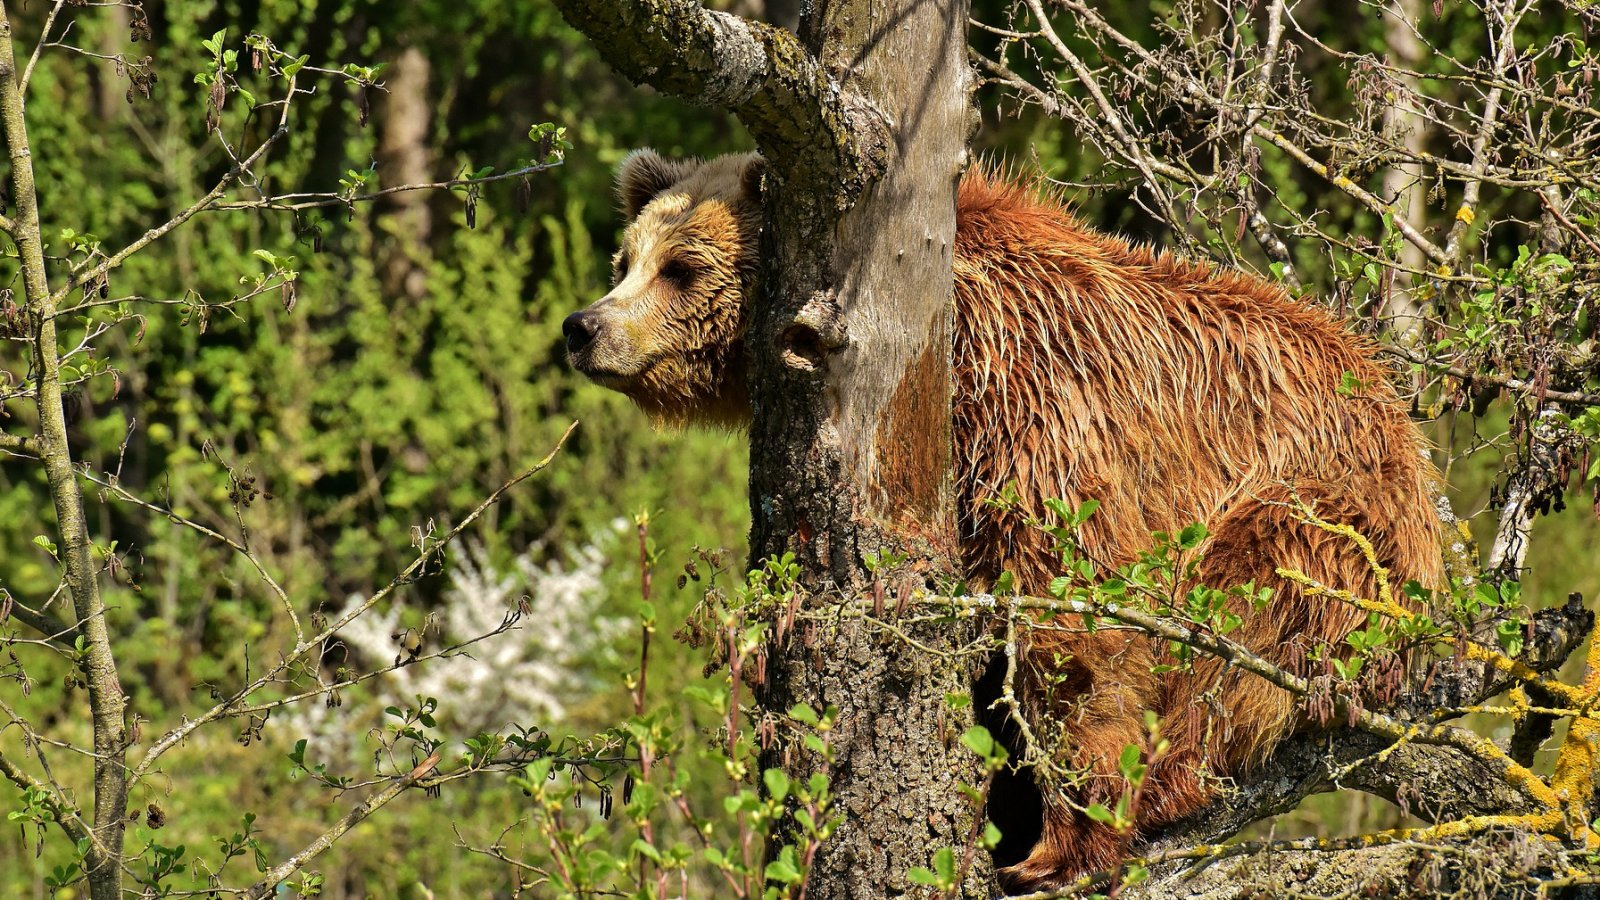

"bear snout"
[563,309,603,355]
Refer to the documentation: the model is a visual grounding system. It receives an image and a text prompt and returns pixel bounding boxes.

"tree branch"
[131,422,577,781]
[243,754,441,898]
[1440,0,1523,267]
[18,0,67,95]
[1016,0,1455,268]
[553,0,885,189]
[1382,345,1600,407]
[0,748,93,848]
[82,469,301,641]
[0,430,37,454]
[1487,407,1571,580]
[1142,595,1592,854]
[983,594,1595,899]
[1,595,81,648]
[46,75,300,308]
[1039,831,1580,900]
[209,161,562,212]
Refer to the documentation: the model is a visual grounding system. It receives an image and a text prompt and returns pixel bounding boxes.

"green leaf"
[960,725,995,759]
[807,772,829,796]
[765,849,801,883]
[631,838,663,864]
[762,768,790,801]
[1473,581,1500,610]
[1496,619,1525,656]
[1118,744,1142,777]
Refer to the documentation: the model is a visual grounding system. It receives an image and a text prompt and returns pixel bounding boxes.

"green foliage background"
[2,0,1598,896]
[0,1,757,893]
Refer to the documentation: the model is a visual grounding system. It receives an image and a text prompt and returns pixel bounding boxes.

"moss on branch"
[552,0,884,203]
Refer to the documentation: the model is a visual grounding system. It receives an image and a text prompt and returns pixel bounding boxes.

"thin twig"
[210,162,562,212]
[18,0,68,93]
[83,469,302,640]
[242,753,442,898]
[132,422,577,780]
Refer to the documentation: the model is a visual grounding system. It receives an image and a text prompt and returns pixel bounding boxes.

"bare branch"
[1440,0,1525,267]
[243,754,442,898]
[1,595,81,648]
[18,0,68,94]
[131,421,577,780]
[0,430,37,454]
[46,76,300,308]
[1018,0,1182,226]
[210,161,563,213]
[1383,346,1600,408]
[1486,407,1571,580]
[553,0,884,188]
[1042,0,1455,267]
[82,469,301,640]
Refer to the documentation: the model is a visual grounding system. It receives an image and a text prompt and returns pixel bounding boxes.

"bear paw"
[996,855,1071,895]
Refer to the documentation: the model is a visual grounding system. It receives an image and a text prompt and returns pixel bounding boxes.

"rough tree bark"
[553,0,984,895]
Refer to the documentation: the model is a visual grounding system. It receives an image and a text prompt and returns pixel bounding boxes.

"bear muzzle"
[564,304,656,386]
[563,309,602,355]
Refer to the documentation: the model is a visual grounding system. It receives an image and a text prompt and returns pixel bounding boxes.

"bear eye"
[615,254,630,280]
[659,259,695,285]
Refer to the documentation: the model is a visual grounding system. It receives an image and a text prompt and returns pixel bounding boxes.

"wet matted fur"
[566,150,1446,890]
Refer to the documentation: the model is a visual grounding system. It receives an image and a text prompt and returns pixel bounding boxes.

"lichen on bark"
[558,0,986,894]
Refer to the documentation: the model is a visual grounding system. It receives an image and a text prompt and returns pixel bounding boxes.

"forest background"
[2,0,1598,896]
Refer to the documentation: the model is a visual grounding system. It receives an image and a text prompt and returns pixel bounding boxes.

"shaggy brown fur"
[565,150,1446,891]
[953,171,1443,886]
[564,151,761,426]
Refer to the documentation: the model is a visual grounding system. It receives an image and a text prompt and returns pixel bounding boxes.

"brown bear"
[564,149,1446,890]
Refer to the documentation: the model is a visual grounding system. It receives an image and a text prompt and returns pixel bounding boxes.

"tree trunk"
[747,5,981,896]
[553,0,984,893]
[375,45,434,302]
[1379,0,1431,344]
[0,8,128,899]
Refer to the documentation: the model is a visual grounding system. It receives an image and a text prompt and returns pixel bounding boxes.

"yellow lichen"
[1274,502,1600,849]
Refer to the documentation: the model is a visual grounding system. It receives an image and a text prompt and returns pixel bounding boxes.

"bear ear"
[616,149,693,220]
[739,155,767,205]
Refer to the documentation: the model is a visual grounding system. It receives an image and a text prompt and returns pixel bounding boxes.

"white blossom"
[277,527,625,760]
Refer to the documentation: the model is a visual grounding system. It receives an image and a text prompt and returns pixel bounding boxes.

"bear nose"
[563,310,602,354]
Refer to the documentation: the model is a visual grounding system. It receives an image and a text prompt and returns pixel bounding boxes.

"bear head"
[564,149,765,426]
